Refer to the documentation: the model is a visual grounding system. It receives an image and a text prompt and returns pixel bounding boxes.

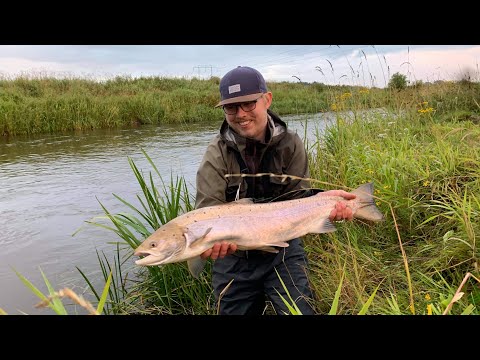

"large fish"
[134,182,384,278]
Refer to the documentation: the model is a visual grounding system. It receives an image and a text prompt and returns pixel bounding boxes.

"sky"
[0,45,478,88]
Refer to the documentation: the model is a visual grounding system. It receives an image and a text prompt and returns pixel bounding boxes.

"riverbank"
[2,76,479,136]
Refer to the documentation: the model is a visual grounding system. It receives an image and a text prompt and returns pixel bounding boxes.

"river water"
[0,112,334,314]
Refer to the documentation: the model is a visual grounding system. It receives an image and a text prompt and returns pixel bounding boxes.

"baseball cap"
[215,66,268,108]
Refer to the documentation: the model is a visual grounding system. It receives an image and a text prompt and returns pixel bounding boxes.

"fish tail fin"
[187,257,207,279]
[351,182,384,222]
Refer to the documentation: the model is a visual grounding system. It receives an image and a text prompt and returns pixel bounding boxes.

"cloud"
[0,45,478,86]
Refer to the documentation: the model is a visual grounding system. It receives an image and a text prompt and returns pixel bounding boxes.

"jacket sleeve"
[195,138,228,209]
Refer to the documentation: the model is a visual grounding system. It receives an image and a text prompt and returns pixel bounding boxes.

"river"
[0,112,335,314]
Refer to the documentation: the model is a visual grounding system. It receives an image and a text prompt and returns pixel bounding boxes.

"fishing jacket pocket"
[225,178,248,202]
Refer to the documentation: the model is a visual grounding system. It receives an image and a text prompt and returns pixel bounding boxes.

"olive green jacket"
[195,110,311,209]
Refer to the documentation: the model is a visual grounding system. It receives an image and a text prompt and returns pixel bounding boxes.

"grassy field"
[3,76,479,315]
[2,74,479,137]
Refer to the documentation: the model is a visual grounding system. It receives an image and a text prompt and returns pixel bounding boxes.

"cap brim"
[215,93,264,108]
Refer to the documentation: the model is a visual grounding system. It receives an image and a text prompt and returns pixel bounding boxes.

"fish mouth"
[133,250,163,265]
[135,253,165,266]
[134,250,176,266]
[133,249,152,257]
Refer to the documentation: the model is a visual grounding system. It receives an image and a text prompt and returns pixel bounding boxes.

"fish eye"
[149,242,157,248]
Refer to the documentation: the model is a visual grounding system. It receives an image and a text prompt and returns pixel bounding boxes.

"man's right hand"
[200,241,238,260]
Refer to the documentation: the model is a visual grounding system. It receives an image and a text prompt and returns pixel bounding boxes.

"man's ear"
[264,92,273,108]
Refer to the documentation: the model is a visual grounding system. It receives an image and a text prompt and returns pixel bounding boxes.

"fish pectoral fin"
[185,227,213,247]
[310,218,337,233]
[187,257,206,279]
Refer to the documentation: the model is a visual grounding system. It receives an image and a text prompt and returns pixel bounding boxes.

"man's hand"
[324,190,356,222]
[200,241,238,260]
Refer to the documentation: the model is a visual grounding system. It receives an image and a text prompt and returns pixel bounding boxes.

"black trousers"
[212,238,316,315]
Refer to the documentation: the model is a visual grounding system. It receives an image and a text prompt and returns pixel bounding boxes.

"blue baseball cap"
[215,66,268,107]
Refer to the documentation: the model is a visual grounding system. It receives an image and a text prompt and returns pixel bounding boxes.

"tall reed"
[305,83,479,315]
[4,73,477,137]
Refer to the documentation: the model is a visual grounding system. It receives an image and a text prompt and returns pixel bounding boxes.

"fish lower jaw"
[135,255,166,266]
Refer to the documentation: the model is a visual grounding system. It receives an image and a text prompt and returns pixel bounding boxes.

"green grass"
[2,73,478,136]
[304,94,480,315]
[1,267,113,315]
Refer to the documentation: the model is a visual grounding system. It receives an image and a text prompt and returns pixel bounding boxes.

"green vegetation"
[388,72,408,90]
[0,76,220,136]
[2,73,479,137]
[306,96,480,315]
[0,267,112,315]
[3,72,480,315]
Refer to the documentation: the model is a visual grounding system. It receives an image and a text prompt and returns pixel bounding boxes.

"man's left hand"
[324,190,355,222]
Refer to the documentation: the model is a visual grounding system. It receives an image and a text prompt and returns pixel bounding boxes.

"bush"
[389,72,407,90]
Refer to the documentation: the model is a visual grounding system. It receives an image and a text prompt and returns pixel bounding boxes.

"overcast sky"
[0,45,478,88]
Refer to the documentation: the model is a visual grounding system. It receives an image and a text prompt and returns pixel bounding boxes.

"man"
[195,66,355,315]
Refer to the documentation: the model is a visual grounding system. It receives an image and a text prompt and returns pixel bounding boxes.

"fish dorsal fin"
[233,198,255,205]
